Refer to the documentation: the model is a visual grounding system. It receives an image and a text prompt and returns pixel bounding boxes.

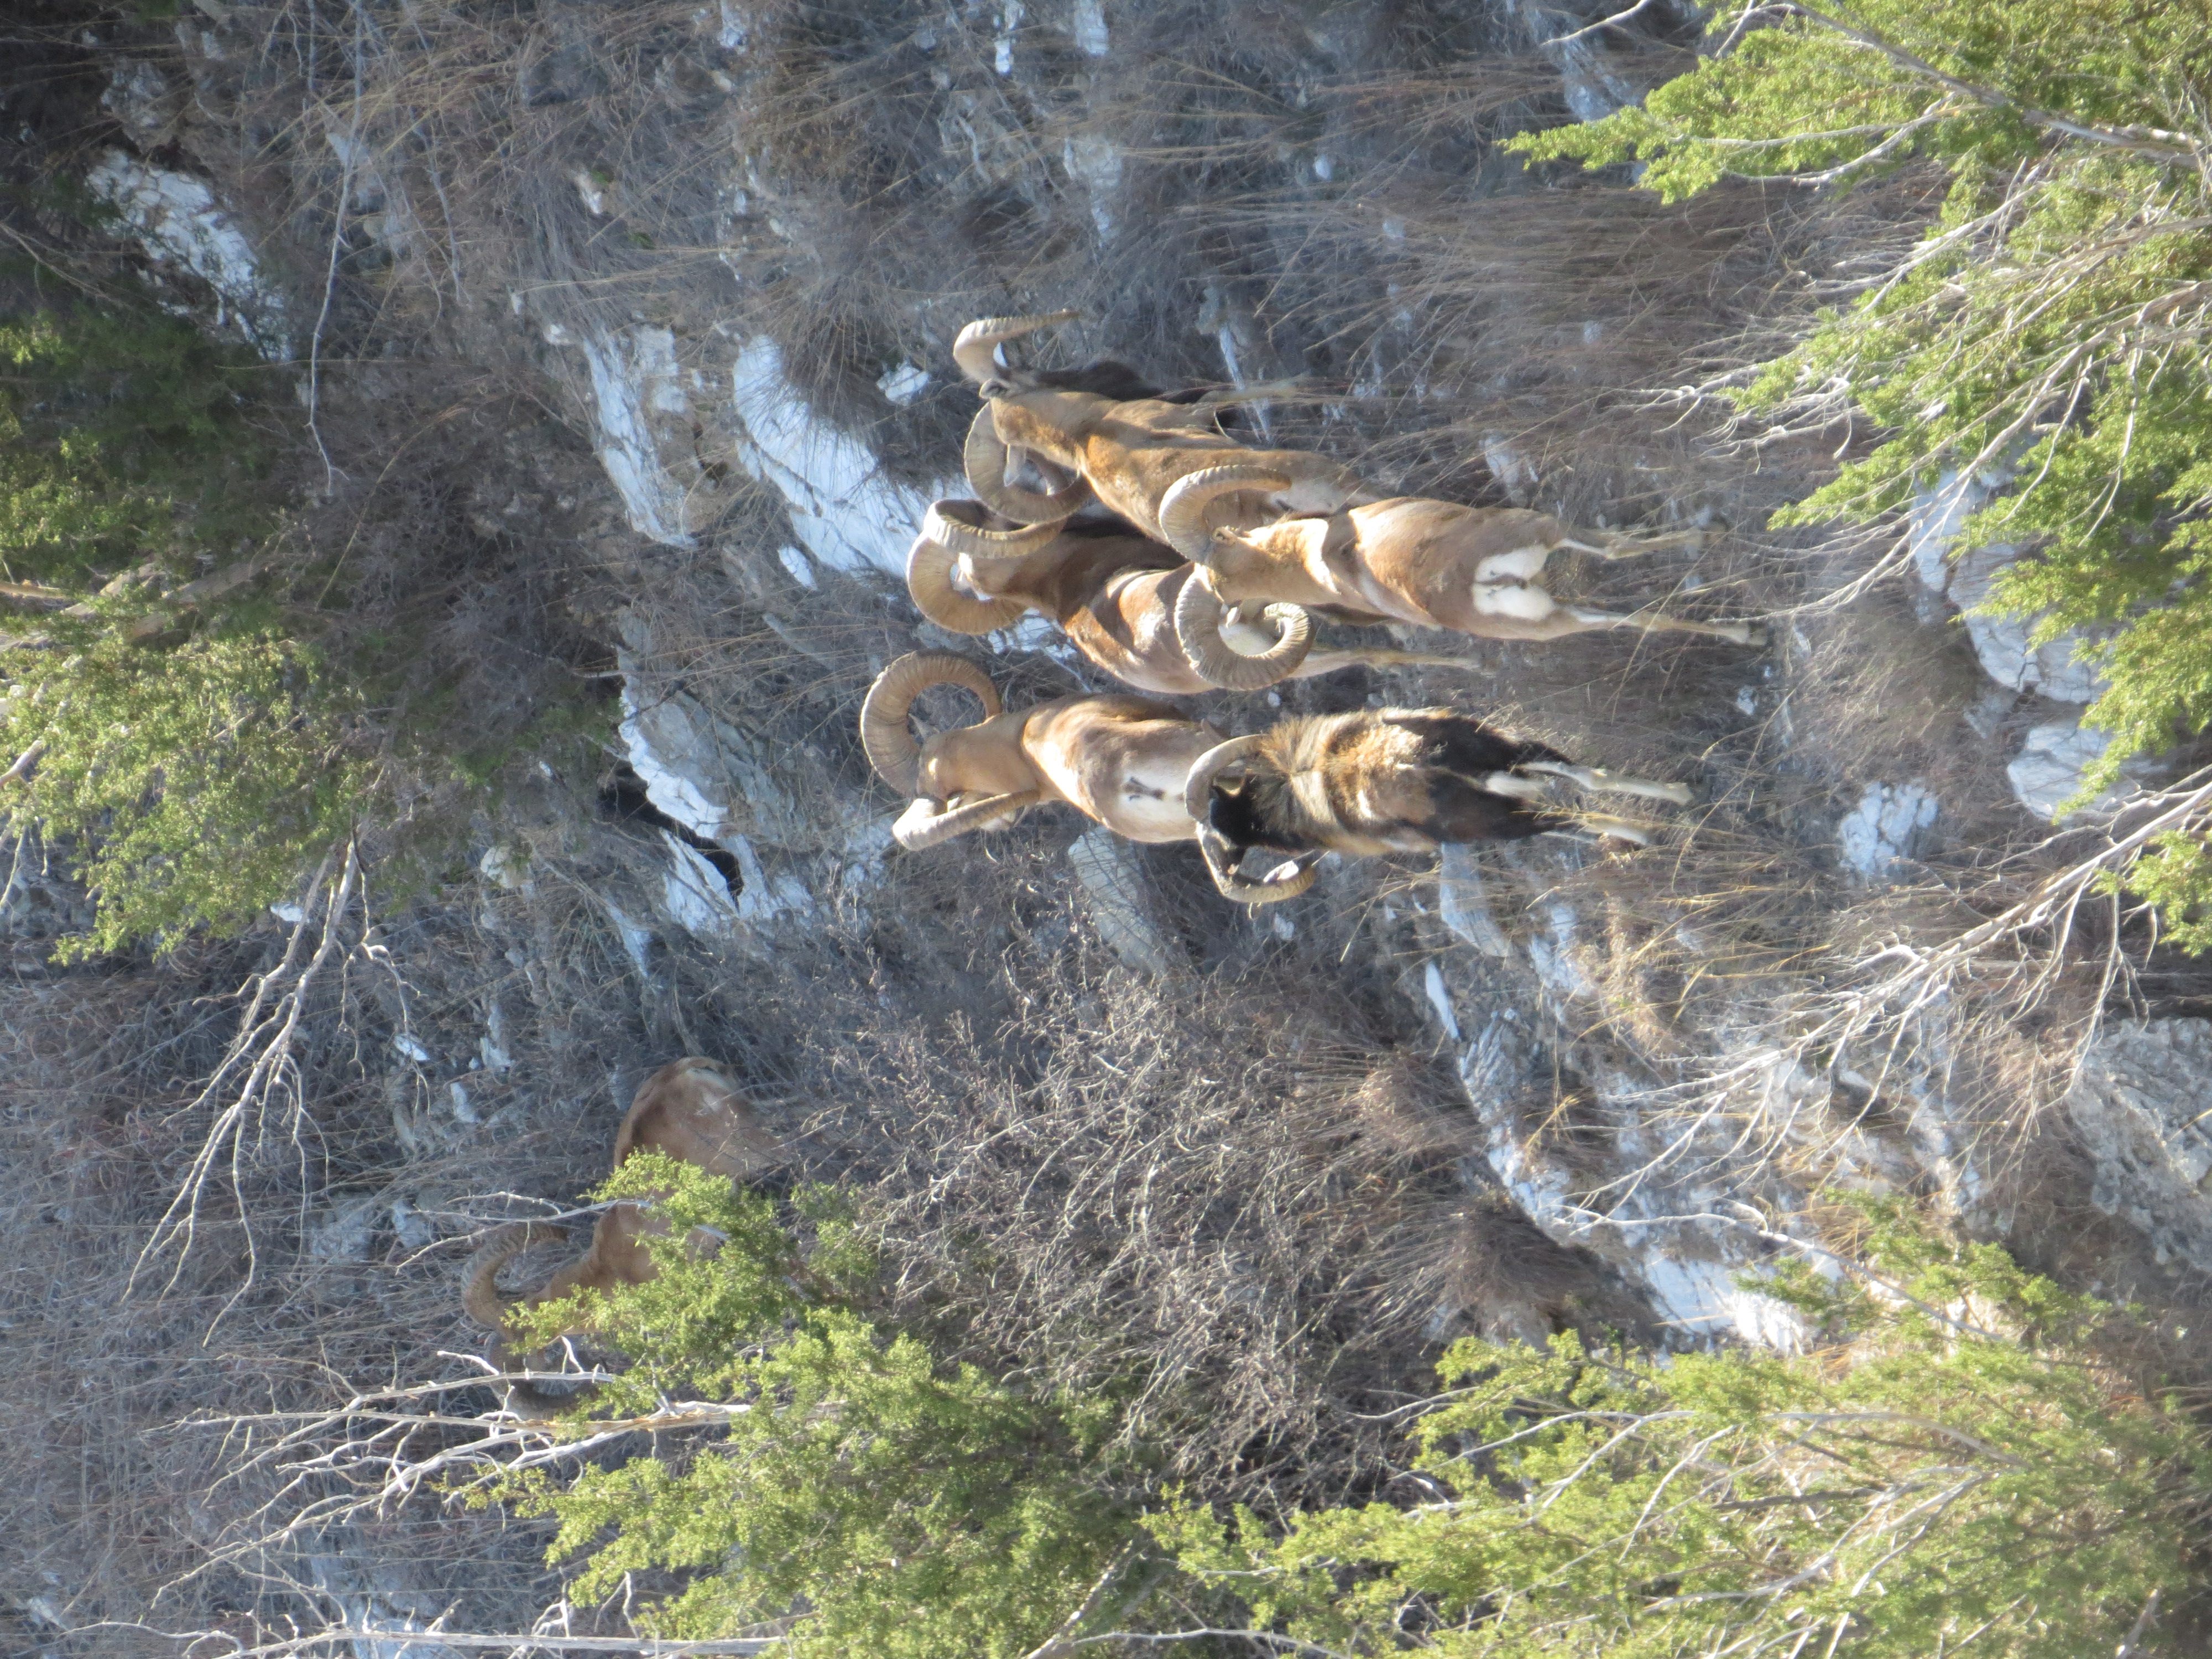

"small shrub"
[0,280,604,954]
[0,295,278,589]
[1,629,367,958]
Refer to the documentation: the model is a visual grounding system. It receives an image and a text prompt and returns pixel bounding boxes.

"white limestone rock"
[1525,901,1598,1001]
[477,843,531,890]
[659,831,743,938]
[306,1540,469,1659]
[1072,0,1108,55]
[1837,781,1938,879]
[84,150,292,358]
[729,834,815,925]
[1436,843,1511,957]
[578,325,707,547]
[2006,717,2141,822]
[1061,133,1123,237]
[307,1196,380,1263]
[1944,541,2109,702]
[1451,1012,1812,1349]
[1547,37,1639,122]
[102,61,179,143]
[1910,468,2110,701]
[876,361,930,405]
[615,613,816,848]
[728,335,961,577]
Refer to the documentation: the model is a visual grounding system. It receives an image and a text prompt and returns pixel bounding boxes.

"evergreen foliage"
[481,1156,1138,1659]
[1,298,277,588]
[1152,1203,2207,1655]
[482,1168,2211,1656]
[0,293,371,953]
[1,283,604,956]
[0,630,365,958]
[1511,0,2212,942]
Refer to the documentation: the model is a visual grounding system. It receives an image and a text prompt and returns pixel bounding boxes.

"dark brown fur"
[1203,709,1577,860]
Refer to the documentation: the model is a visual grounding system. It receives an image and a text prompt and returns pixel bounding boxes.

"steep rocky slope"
[8,0,2212,1650]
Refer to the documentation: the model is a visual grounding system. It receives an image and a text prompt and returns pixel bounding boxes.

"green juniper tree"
[0,301,279,590]
[0,295,376,955]
[474,1165,2211,1656]
[1151,1204,2208,1656]
[1512,0,2212,944]
[1,279,604,955]
[476,1155,1144,1659]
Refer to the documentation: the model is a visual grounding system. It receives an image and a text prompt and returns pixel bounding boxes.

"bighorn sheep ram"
[1157,465,1765,667]
[954,311,1368,538]
[909,499,1473,692]
[1182,710,1695,905]
[461,1057,785,1413]
[861,650,1220,847]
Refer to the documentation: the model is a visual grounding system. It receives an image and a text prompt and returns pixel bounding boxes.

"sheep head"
[906,501,1064,635]
[1182,735,1323,905]
[461,1057,787,1416]
[953,313,1099,522]
[952,310,1084,395]
[860,651,1041,849]
[963,406,1094,523]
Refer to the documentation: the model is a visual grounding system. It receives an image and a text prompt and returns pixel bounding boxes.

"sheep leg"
[1556,526,1707,560]
[1318,650,1478,677]
[1568,813,1653,846]
[1515,760,1692,806]
[1291,647,1475,677]
[1561,604,1765,646]
[1480,771,1554,804]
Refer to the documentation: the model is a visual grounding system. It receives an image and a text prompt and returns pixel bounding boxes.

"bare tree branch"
[1542,0,1662,49]
[1770,3,2208,165]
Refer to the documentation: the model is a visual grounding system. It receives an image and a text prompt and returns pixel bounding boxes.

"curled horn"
[906,511,1037,635]
[925,499,1067,591]
[1171,572,1313,689]
[893,789,1042,849]
[1197,828,1322,906]
[462,1220,598,1417]
[1182,734,1271,823]
[964,407,1093,523]
[952,310,1083,385]
[461,1220,574,1331]
[860,651,1001,795]
[1182,737,1326,901]
[1157,464,1293,562]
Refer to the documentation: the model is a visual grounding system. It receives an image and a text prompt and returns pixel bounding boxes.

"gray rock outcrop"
[2067,1019,2212,1272]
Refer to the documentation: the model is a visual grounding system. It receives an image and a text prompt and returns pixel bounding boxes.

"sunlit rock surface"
[615,613,815,848]
[84,150,293,358]
[728,335,958,576]
[2006,717,2141,822]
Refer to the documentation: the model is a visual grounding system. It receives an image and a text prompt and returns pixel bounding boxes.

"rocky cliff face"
[64,0,2212,1337]
[11,0,2212,1647]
